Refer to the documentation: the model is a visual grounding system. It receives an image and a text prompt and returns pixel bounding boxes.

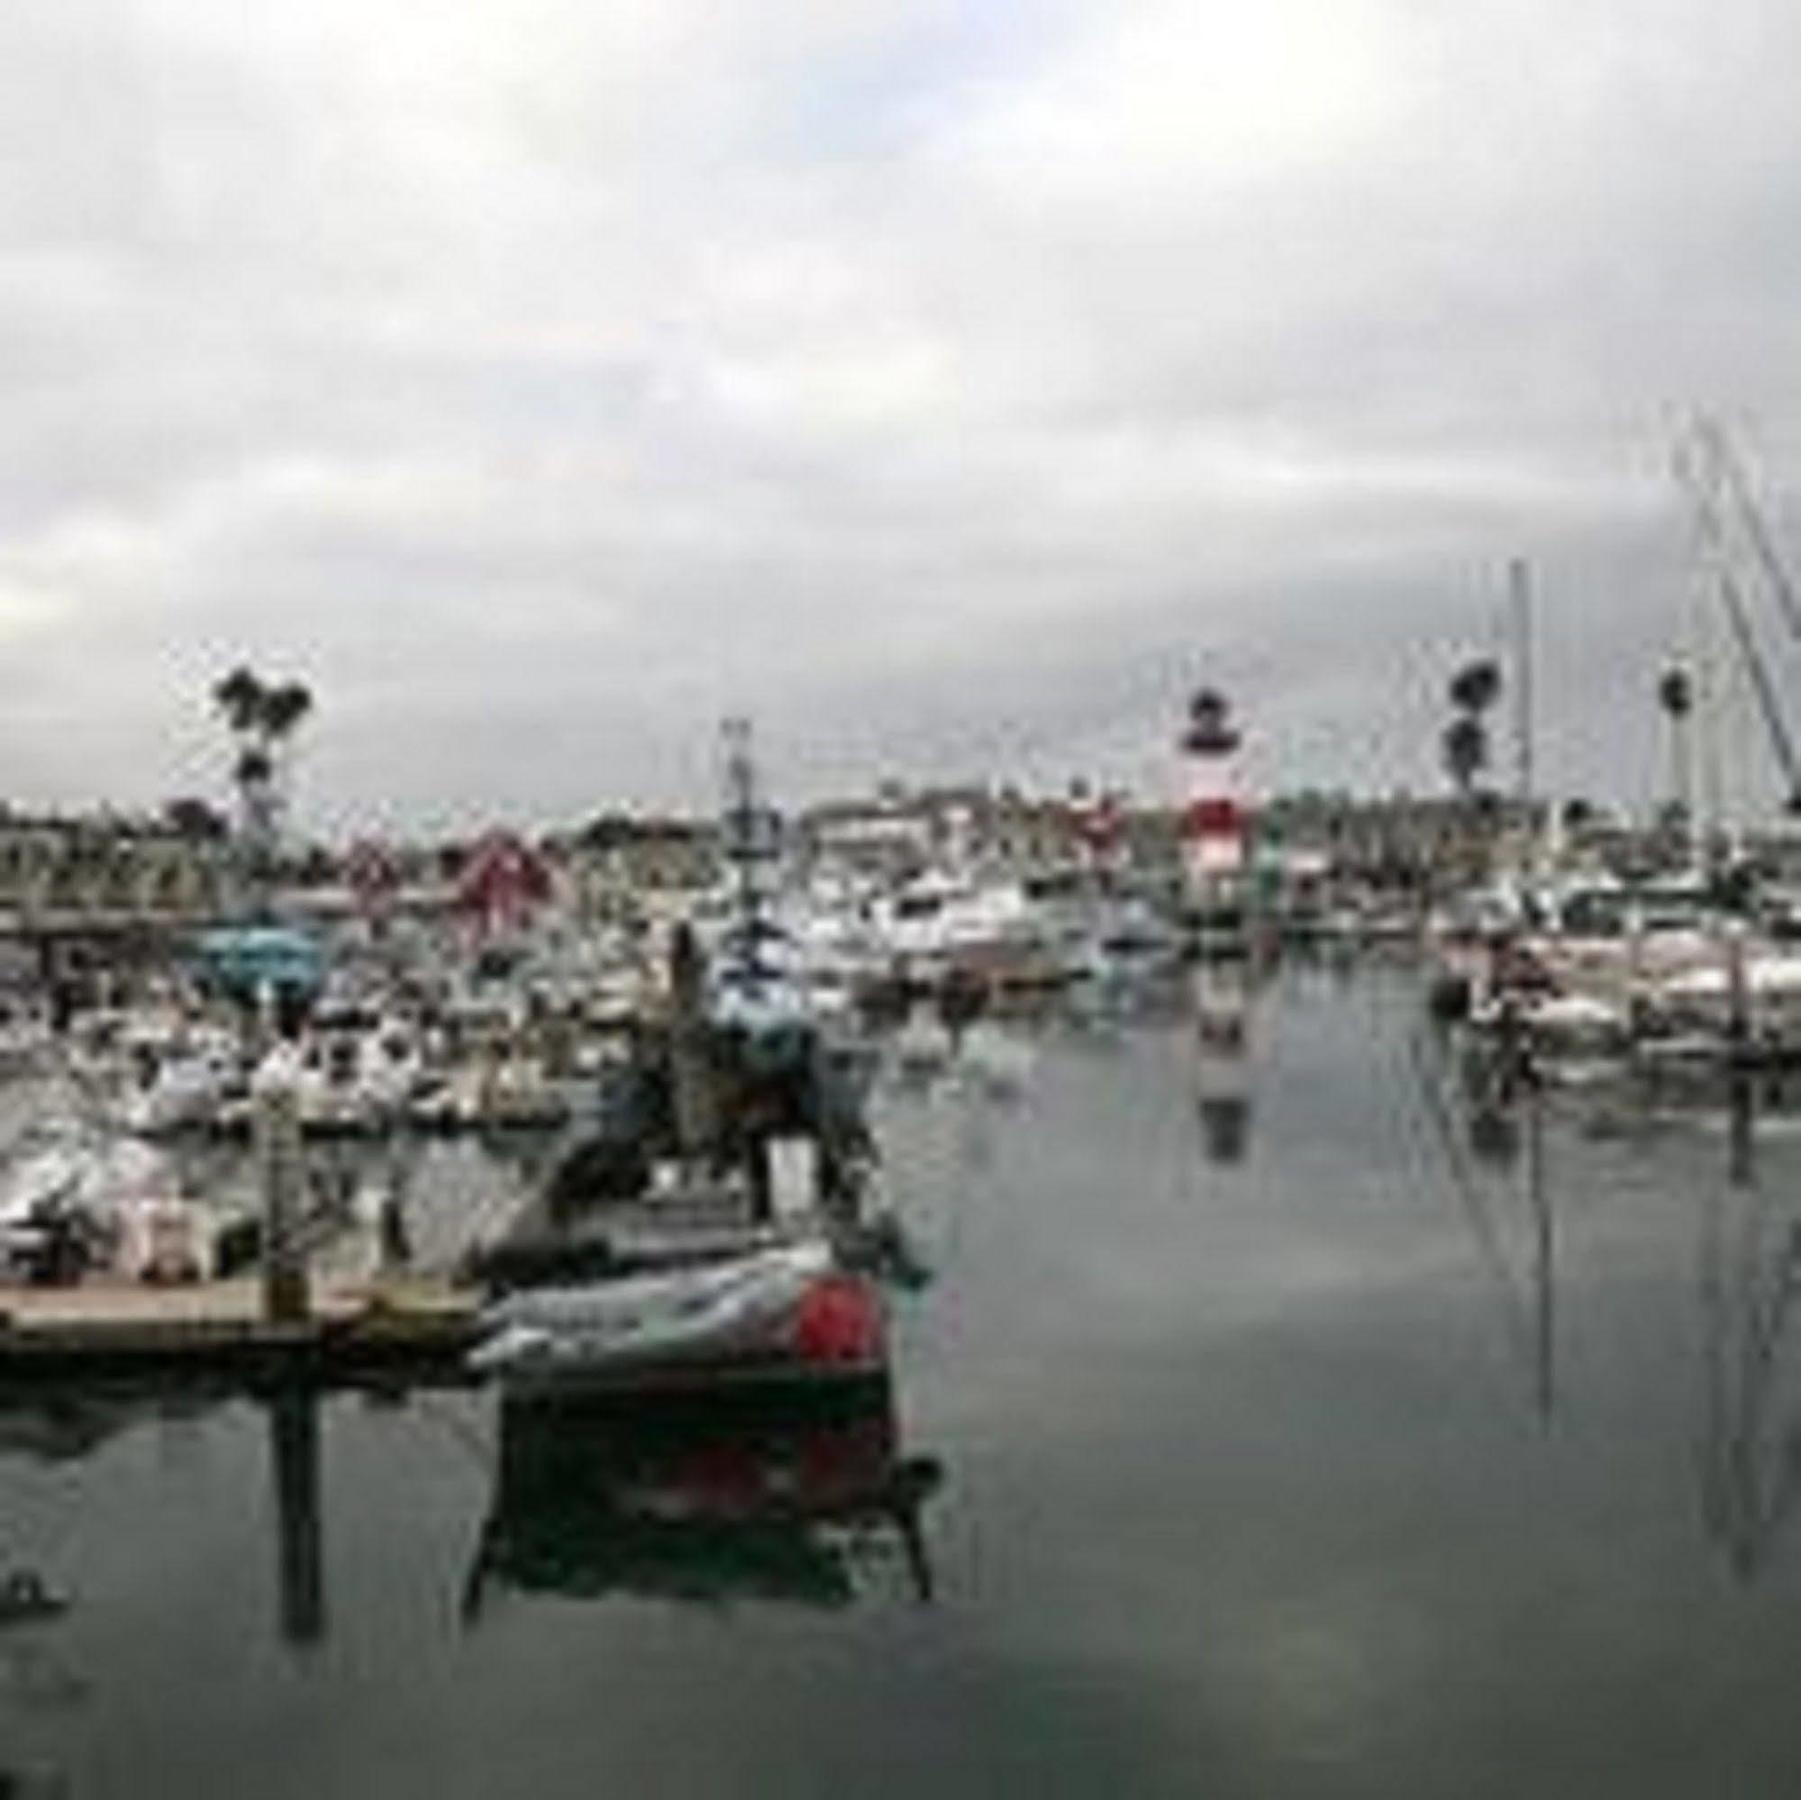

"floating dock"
[0,1275,482,1382]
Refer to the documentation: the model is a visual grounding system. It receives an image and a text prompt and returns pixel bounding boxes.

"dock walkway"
[0,1274,480,1381]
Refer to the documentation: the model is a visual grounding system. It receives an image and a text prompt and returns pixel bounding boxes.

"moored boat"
[468,1238,886,1393]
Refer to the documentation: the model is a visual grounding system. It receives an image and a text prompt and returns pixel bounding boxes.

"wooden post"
[668,924,716,1163]
[1725,924,1749,1052]
[254,1051,310,1324]
[746,1133,773,1225]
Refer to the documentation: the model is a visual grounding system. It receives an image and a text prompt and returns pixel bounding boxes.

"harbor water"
[4,955,1801,1796]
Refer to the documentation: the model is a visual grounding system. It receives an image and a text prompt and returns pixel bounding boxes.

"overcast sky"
[3,0,1801,835]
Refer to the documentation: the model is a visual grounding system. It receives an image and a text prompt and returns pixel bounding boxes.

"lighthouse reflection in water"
[1192,956,1258,1165]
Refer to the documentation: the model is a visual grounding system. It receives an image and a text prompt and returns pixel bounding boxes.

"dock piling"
[254,1063,310,1325]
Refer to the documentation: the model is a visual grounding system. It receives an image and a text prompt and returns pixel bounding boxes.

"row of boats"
[1429,866,1801,1077]
[0,866,1195,1149]
[0,819,1407,1396]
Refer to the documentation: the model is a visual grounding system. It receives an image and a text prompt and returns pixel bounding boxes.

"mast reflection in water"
[1698,1067,1801,1581]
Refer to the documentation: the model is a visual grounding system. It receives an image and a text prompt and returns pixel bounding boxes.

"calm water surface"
[4,957,1801,1798]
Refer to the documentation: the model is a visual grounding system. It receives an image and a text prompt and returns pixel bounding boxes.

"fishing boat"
[466,723,887,1394]
[468,1238,886,1394]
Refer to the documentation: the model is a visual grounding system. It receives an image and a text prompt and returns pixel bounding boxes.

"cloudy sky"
[3,0,1801,835]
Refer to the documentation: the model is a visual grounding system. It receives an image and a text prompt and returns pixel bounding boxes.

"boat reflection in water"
[463,1386,943,1614]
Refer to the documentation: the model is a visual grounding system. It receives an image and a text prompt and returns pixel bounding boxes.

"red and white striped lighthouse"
[1179,688,1248,908]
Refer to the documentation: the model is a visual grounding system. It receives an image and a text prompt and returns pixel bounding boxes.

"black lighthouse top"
[1182,688,1241,758]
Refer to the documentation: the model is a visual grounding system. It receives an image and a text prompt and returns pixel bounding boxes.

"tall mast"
[1695,415,1801,645]
[1675,421,1801,826]
[1510,557,1534,862]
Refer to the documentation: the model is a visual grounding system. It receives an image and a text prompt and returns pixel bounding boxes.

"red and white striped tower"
[1182,689,1255,1144]
[1179,688,1248,914]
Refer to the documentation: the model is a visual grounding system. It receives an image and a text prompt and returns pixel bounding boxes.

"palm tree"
[1442,656,1503,884]
[1449,659,1501,717]
[1657,663,1696,857]
[210,666,315,919]
[262,681,313,740]
[213,666,265,734]
[1443,659,1502,797]
[1442,714,1488,797]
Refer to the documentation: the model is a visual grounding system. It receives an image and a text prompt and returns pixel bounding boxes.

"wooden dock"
[0,1275,482,1383]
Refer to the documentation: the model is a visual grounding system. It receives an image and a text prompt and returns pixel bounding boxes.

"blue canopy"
[191,925,325,1000]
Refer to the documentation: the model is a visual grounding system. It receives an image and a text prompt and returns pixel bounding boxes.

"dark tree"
[1449,659,1502,716]
[213,666,265,733]
[1442,714,1487,794]
[163,796,230,840]
[209,664,315,919]
[262,682,313,738]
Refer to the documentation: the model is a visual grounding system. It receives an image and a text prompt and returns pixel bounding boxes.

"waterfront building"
[0,809,231,928]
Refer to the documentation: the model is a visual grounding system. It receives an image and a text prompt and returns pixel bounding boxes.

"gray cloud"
[1,1,1798,832]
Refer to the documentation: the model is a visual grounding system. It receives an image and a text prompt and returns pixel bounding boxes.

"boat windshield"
[1558,885,1710,937]
[1637,895,1710,933]
[1557,890,1629,937]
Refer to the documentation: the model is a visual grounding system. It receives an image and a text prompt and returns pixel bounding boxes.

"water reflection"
[1697,1071,1801,1581]
[14,962,1801,1793]
[0,1367,942,1677]
[0,1464,85,1800]
[1433,1023,1801,1580]
[463,1389,942,1615]
[1407,1026,1557,1427]
[1191,957,1266,1165]
[267,1385,326,1647]
[0,1576,82,1717]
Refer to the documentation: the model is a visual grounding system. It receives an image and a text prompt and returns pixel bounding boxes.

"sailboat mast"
[719,715,777,977]
[1510,557,1534,857]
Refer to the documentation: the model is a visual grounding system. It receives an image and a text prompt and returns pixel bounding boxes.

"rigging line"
[1697,1172,1732,1541]
[396,1388,497,1481]
[1716,567,1801,801]
[1698,418,1801,646]
[1709,1172,1782,1560]
[1743,1277,1801,1554]
[1677,428,1801,803]
[1709,1210,1801,1569]
[1397,1021,1537,1371]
